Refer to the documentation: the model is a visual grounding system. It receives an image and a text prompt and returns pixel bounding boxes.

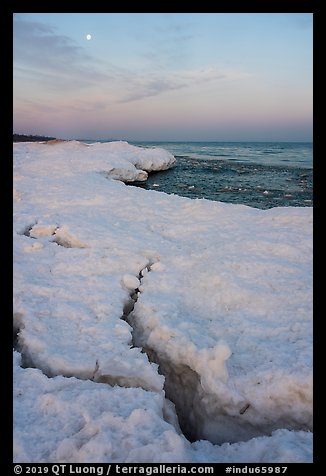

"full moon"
[86,34,92,40]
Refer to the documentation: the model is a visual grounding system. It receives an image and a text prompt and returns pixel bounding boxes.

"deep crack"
[145,347,200,443]
[120,262,203,442]
[13,313,23,349]
[18,222,37,238]
[122,263,312,446]
[14,258,310,446]
[13,314,39,371]
[119,262,185,433]
[120,263,209,443]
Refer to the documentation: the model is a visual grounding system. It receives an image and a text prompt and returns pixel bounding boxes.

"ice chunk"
[121,274,140,291]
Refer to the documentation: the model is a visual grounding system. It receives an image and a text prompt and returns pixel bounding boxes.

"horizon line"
[77,138,313,144]
[13,133,313,144]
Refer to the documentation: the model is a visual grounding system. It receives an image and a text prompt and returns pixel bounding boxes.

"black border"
[7,1,319,469]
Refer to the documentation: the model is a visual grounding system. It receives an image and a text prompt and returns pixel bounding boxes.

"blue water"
[129,141,313,209]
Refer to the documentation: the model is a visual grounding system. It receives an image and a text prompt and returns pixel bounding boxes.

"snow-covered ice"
[13,140,313,462]
[13,352,312,463]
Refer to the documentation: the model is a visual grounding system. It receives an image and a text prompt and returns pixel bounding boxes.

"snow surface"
[13,140,313,463]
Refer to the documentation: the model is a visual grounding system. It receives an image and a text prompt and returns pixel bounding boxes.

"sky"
[13,13,313,142]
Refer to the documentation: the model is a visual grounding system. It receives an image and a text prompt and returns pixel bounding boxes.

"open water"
[130,141,313,209]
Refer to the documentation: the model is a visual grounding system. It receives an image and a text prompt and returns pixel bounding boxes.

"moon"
[86,34,92,41]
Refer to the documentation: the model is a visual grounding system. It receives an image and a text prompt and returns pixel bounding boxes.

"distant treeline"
[13,134,56,142]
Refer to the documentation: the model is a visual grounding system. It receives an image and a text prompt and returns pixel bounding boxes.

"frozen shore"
[13,141,313,463]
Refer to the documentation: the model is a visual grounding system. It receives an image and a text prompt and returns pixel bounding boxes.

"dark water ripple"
[131,156,313,210]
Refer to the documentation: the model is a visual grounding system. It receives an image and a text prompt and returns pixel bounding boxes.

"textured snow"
[13,353,312,463]
[13,140,312,463]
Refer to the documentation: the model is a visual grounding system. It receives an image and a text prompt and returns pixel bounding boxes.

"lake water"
[129,141,313,209]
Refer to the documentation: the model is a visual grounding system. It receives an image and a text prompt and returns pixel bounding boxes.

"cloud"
[119,67,251,103]
[120,78,186,103]
[13,17,252,110]
[14,20,89,67]
[13,19,112,90]
[14,65,106,92]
